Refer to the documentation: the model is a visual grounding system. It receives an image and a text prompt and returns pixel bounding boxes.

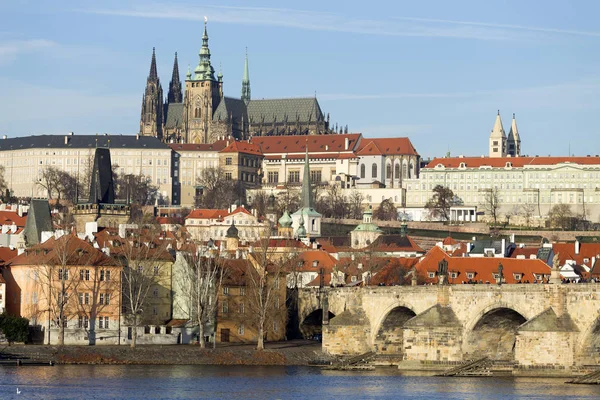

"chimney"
[501,238,506,256]
[510,233,515,243]
[64,136,69,145]
[575,238,580,255]
[344,137,349,150]
[466,242,472,253]
[2,135,7,140]
[136,134,139,140]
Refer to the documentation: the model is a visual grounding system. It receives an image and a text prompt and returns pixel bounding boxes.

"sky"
[2,0,600,159]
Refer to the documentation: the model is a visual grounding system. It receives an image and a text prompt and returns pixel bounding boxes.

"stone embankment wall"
[322,218,600,242]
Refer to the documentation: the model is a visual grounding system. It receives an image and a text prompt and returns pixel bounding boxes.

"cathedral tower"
[488,110,506,158]
[241,49,251,104]
[183,19,223,144]
[140,48,164,139]
[168,52,183,103]
[507,113,521,157]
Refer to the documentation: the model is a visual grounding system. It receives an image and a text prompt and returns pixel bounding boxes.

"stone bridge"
[298,284,600,368]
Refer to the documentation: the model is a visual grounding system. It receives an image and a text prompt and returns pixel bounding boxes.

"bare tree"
[242,234,290,350]
[118,227,172,348]
[347,190,365,220]
[521,203,536,227]
[114,173,159,206]
[374,198,397,221]
[505,205,521,227]
[481,187,501,226]
[35,166,79,204]
[250,190,269,219]
[425,185,454,222]
[195,167,242,209]
[548,203,574,230]
[178,251,225,348]
[276,184,301,217]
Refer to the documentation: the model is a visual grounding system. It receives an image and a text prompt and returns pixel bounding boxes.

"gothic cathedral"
[139,21,335,144]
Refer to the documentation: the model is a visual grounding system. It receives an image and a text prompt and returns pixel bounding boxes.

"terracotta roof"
[425,156,600,169]
[219,140,263,156]
[168,140,228,152]
[251,133,361,154]
[553,243,600,269]
[442,236,458,246]
[0,211,26,227]
[357,138,418,156]
[0,247,17,264]
[370,235,425,253]
[226,207,253,217]
[185,209,228,220]
[297,250,337,272]
[369,258,420,286]
[510,247,540,259]
[264,152,351,161]
[415,246,551,284]
[8,234,116,267]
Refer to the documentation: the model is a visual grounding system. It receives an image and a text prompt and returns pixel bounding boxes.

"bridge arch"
[299,309,335,339]
[463,303,530,361]
[372,304,417,355]
[575,311,600,365]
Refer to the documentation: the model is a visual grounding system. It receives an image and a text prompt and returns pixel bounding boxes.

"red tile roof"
[357,138,418,156]
[425,156,600,169]
[0,211,26,227]
[0,247,16,264]
[553,242,600,268]
[442,236,458,246]
[416,246,551,284]
[185,209,228,220]
[220,140,263,156]
[251,133,361,154]
[226,206,252,217]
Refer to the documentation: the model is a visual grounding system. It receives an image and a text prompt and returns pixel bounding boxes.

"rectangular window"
[239,303,245,314]
[226,157,232,166]
[105,294,110,305]
[58,269,68,280]
[310,170,322,183]
[238,324,244,336]
[223,287,229,295]
[153,266,159,276]
[100,294,105,305]
[267,171,279,184]
[104,316,109,329]
[288,171,300,183]
[99,317,104,329]
[79,293,84,305]
[85,293,90,305]
[222,301,229,314]
[225,172,232,180]
[84,316,89,329]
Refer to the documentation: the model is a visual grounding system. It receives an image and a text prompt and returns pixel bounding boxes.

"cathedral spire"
[194,17,216,81]
[507,113,521,157]
[300,142,313,209]
[241,48,251,104]
[168,52,183,103]
[149,47,158,81]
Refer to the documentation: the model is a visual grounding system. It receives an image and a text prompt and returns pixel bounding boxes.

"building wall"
[0,145,172,203]
[404,162,600,222]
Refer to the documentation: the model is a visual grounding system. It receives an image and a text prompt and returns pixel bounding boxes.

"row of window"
[79,293,111,305]
[78,316,111,329]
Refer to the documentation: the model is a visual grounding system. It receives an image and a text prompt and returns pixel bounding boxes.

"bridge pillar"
[402,304,463,362]
[323,309,371,355]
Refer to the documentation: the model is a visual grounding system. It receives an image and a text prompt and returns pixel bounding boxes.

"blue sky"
[2,0,600,159]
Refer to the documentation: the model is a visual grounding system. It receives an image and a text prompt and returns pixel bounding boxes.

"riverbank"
[0,340,331,366]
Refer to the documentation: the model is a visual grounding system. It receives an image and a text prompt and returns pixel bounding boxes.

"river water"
[0,365,599,399]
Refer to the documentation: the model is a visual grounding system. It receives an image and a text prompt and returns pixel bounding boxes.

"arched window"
[360,164,365,178]
[194,108,201,118]
[386,163,392,179]
[394,163,400,180]
[372,163,378,178]
[409,163,414,178]
[402,162,408,179]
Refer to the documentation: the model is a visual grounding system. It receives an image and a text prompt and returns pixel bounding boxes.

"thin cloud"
[0,39,57,64]
[396,17,600,38]
[78,4,530,41]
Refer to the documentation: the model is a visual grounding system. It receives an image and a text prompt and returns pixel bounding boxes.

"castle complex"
[140,21,333,144]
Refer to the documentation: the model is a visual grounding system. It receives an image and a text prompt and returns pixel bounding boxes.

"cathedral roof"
[164,103,184,129]
[250,133,361,154]
[247,97,324,125]
[212,96,247,122]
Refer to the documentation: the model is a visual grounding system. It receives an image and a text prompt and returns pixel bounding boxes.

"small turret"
[489,110,506,158]
[226,220,239,252]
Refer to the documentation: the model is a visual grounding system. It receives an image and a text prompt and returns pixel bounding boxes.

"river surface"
[0,365,599,399]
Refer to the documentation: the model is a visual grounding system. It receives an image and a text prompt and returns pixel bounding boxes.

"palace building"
[140,21,334,144]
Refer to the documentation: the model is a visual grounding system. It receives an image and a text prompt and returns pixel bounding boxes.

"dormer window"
[505,162,512,168]
[459,162,466,169]
[466,272,475,280]
[513,273,522,281]
[450,272,458,279]
[428,272,435,279]
[312,260,318,268]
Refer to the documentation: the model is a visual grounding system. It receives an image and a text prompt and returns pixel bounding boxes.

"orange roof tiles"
[416,246,551,284]
[185,209,228,220]
[219,140,263,156]
[357,138,418,156]
[0,211,26,227]
[425,156,600,169]
[251,133,361,154]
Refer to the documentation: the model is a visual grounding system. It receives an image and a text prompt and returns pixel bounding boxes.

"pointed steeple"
[300,142,313,209]
[149,47,158,80]
[241,48,251,104]
[194,18,216,81]
[489,110,506,158]
[507,113,521,157]
[490,110,505,138]
[168,52,183,103]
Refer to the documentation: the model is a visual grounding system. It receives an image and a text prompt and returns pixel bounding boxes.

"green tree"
[0,313,29,344]
[425,185,455,222]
